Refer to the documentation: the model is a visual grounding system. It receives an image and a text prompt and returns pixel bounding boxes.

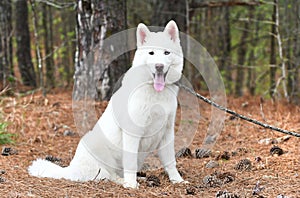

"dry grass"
[0,89,299,197]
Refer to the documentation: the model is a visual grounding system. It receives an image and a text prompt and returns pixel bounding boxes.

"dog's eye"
[164,51,170,55]
[149,51,154,55]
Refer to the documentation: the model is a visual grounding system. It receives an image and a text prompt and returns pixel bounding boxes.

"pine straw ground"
[0,89,299,198]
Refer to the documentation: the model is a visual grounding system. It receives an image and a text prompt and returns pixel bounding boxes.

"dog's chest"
[127,85,177,133]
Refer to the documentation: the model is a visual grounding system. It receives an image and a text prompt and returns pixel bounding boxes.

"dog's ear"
[164,20,179,42]
[136,23,150,47]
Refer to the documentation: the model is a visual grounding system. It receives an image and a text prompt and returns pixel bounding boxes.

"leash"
[175,82,300,138]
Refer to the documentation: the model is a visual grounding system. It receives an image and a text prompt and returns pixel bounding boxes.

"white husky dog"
[28,20,185,188]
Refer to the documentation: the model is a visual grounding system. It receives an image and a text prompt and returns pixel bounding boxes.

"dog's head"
[133,20,183,92]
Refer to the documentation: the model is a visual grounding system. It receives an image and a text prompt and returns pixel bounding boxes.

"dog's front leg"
[122,131,140,188]
[158,131,185,184]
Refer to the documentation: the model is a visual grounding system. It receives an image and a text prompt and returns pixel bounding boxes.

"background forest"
[0,0,300,102]
[1,1,300,197]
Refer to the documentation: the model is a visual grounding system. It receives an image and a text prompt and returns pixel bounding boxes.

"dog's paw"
[114,178,125,185]
[123,181,139,189]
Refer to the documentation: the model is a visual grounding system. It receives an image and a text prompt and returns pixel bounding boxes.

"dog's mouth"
[153,71,167,92]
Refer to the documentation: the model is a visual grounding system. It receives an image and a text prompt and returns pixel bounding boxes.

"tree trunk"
[220,6,232,93]
[285,0,293,98]
[246,6,257,95]
[61,10,71,87]
[269,0,277,97]
[283,0,299,102]
[291,0,300,103]
[73,0,98,101]
[235,9,251,96]
[73,0,129,101]
[42,4,55,88]
[58,7,76,87]
[0,0,13,88]
[151,0,186,30]
[15,0,37,87]
[103,0,129,100]
[274,0,288,100]
[73,0,129,133]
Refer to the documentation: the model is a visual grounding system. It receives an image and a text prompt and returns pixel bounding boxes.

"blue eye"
[164,51,170,55]
[149,51,154,55]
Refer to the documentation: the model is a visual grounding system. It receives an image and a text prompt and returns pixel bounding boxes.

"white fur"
[28,20,185,188]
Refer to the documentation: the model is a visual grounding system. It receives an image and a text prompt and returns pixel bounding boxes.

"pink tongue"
[154,72,165,92]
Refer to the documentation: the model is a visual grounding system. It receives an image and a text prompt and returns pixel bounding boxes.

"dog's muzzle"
[153,64,167,92]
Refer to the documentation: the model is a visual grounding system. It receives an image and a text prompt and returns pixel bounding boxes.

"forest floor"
[0,89,299,198]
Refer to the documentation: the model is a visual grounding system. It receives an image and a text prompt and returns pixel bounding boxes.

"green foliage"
[0,122,14,145]
[7,75,16,83]
[7,0,300,99]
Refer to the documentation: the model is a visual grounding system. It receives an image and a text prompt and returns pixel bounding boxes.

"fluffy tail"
[28,159,81,181]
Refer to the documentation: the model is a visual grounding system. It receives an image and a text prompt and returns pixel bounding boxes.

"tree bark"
[274,0,288,100]
[151,0,187,31]
[220,6,232,93]
[73,0,129,133]
[292,0,300,103]
[0,0,13,88]
[235,8,252,96]
[269,0,277,97]
[103,0,129,100]
[61,10,71,87]
[283,0,299,102]
[73,0,97,101]
[15,0,37,87]
[246,8,259,96]
[42,4,55,88]
[73,0,129,101]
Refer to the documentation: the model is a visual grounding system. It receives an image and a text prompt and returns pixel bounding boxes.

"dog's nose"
[155,63,164,72]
